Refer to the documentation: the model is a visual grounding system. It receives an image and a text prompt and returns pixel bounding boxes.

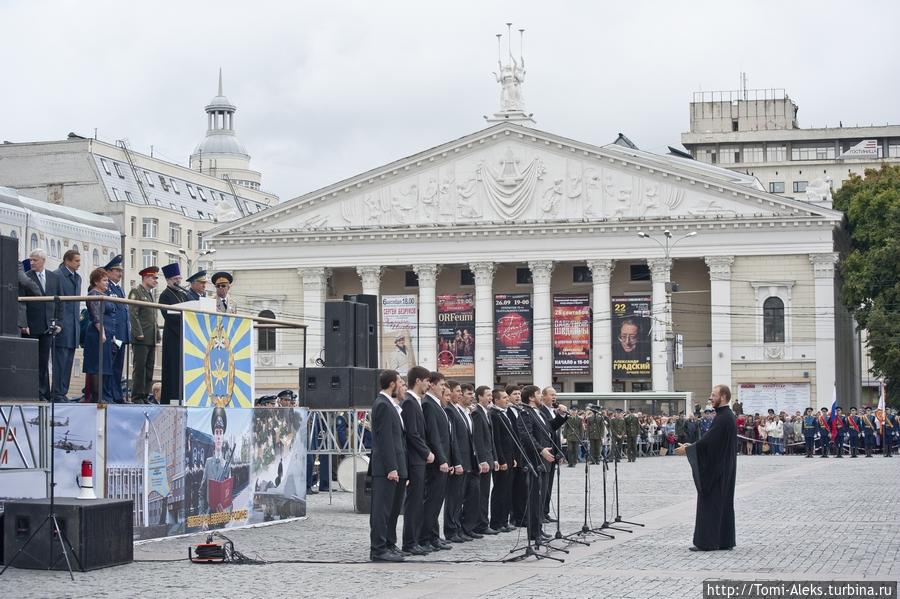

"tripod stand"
[599,428,630,534]
[561,424,613,543]
[1,303,82,580]
[612,449,644,528]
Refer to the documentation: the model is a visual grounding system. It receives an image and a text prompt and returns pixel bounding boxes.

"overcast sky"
[2,0,898,201]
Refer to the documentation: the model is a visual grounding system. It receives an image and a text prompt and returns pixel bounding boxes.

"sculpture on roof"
[492,24,527,113]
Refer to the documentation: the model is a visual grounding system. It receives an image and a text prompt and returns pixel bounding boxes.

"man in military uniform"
[563,409,583,467]
[200,407,233,519]
[801,408,816,457]
[609,409,626,462]
[886,409,898,457]
[675,412,686,445]
[185,270,207,301]
[586,409,605,464]
[861,407,877,457]
[624,408,640,462]
[128,266,160,404]
[103,254,130,403]
[846,407,862,458]
[158,263,189,404]
[212,272,237,314]
[700,409,714,437]
[815,407,831,458]
[832,407,846,457]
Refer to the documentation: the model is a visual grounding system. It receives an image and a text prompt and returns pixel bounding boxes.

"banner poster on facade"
[380,294,418,375]
[1,404,98,500]
[738,383,811,415]
[183,312,254,407]
[249,407,308,523]
[106,404,187,540]
[611,296,652,380]
[552,294,592,376]
[437,293,475,378]
[495,293,533,376]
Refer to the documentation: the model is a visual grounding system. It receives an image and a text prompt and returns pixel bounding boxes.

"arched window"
[92,248,100,266]
[763,297,785,343]
[257,310,276,352]
[30,233,38,251]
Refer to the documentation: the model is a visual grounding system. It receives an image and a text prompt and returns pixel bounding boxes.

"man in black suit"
[515,385,559,544]
[421,371,452,551]
[468,385,499,536]
[369,369,408,562]
[443,380,476,542]
[505,385,528,527]
[400,366,435,555]
[489,389,517,533]
[458,383,485,540]
[539,386,568,523]
[52,249,82,402]
[21,249,62,401]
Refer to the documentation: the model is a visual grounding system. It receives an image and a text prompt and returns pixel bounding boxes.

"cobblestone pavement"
[4,455,898,598]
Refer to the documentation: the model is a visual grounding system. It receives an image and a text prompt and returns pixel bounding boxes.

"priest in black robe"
[676,384,737,551]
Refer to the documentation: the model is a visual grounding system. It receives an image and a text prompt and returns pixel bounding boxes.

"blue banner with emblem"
[182,312,254,407]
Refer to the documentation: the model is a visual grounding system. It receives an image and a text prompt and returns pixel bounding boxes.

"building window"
[743,146,764,163]
[113,162,126,179]
[142,249,158,269]
[197,188,207,201]
[573,382,593,393]
[515,267,533,285]
[157,175,170,191]
[769,182,785,194]
[170,203,178,211]
[169,222,181,246]
[630,264,651,281]
[719,146,740,164]
[404,270,419,288]
[258,310,276,352]
[92,248,100,265]
[731,119,739,132]
[693,147,716,164]
[220,193,227,202]
[766,145,786,162]
[763,297,785,343]
[30,233,38,251]
[170,179,180,194]
[793,181,808,193]
[888,142,900,158]
[141,218,158,238]
[130,248,136,268]
[460,269,474,286]
[791,144,836,161]
[573,265,592,283]
[144,171,154,187]
[130,217,137,237]
[100,158,111,175]
[124,190,134,203]
[186,184,197,198]
[187,229,192,250]
[111,187,122,202]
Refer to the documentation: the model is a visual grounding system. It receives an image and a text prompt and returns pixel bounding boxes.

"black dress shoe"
[500,525,515,533]
[689,545,716,551]
[540,532,552,540]
[466,531,484,539]
[545,516,558,523]
[458,533,474,542]
[371,550,404,562]
[430,540,452,551]
[447,534,465,543]
[477,527,500,535]
[402,544,429,556]
[388,545,411,557]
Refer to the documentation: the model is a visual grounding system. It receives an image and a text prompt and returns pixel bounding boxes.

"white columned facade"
[587,259,615,393]
[810,253,838,408]
[705,256,734,389]
[647,258,672,391]
[413,264,440,371]
[298,267,328,366]
[357,265,382,298]
[470,261,496,385]
[529,260,555,389]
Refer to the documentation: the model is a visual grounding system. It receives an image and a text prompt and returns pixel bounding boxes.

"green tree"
[833,164,900,406]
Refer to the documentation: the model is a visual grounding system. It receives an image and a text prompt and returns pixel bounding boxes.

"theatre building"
[206,64,858,411]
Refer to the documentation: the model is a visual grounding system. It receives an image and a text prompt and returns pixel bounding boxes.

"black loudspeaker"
[0,336,39,401]
[3,498,133,571]
[324,301,355,367]
[344,294,378,368]
[353,301,369,369]
[354,471,372,514]
[301,366,379,409]
[0,235,18,337]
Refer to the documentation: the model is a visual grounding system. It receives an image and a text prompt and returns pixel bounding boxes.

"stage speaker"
[3,498,133,571]
[324,301,355,367]
[0,336,39,401]
[354,471,372,514]
[301,366,379,409]
[344,294,378,368]
[353,301,369,369]
[0,235,18,337]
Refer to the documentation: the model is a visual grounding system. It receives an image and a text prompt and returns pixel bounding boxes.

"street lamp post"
[636,229,698,393]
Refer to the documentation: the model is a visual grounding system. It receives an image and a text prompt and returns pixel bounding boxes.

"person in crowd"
[586,408,604,464]
[832,407,846,458]
[185,270,208,301]
[128,265,160,404]
[469,385,498,536]
[22,248,62,401]
[102,254,129,403]
[369,369,407,562]
[420,371,452,551]
[624,407,641,462]
[82,268,116,403]
[399,366,434,556]
[489,389,516,533]
[52,249,82,402]
[610,409,626,460]
[861,407,877,457]
[846,407,862,458]
[756,415,768,455]
[816,407,831,458]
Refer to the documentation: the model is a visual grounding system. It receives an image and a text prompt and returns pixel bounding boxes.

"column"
[529,260,555,389]
[647,258,672,391]
[587,259,615,393]
[413,264,440,371]
[298,267,328,366]
[469,262,496,385]
[705,256,734,389]
[810,253,838,409]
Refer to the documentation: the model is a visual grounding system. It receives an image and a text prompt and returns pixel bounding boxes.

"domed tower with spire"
[189,69,263,190]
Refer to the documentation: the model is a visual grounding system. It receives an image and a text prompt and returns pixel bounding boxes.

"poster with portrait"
[495,293,532,376]
[437,293,475,378]
[105,404,186,540]
[380,295,418,376]
[183,407,253,533]
[249,407,308,524]
[611,296,652,380]
[183,312,254,407]
[552,294,592,375]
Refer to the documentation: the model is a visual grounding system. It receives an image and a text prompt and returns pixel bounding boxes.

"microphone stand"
[540,410,586,548]
[598,414,630,534]
[564,409,615,542]
[501,405,564,563]
[612,436,644,528]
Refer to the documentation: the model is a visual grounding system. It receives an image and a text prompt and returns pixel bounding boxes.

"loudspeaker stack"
[0,234,40,401]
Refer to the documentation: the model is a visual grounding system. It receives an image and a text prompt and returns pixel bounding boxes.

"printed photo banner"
[437,293,475,378]
[611,296,652,380]
[495,293,533,376]
[552,294,592,376]
[380,295,418,376]
[183,312,254,407]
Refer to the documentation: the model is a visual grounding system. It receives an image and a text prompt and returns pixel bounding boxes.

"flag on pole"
[829,386,838,438]
[876,381,887,434]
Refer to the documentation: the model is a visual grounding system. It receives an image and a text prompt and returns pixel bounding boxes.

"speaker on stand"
[343,294,378,368]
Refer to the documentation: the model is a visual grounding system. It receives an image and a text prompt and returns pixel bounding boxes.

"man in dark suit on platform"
[420,371,452,551]
[444,380,477,542]
[400,366,435,555]
[52,249,82,402]
[539,386,568,523]
[369,369,408,562]
[516,385,560,544]
[469,385,499,536]
[21,249,61,401]
[489,389,517,533]
[505,385,528,527]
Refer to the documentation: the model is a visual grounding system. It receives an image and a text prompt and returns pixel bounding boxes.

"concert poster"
[437,293,475,378]
[494,293,532,376]
[552,294,591,375]
[611,296,652,380]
